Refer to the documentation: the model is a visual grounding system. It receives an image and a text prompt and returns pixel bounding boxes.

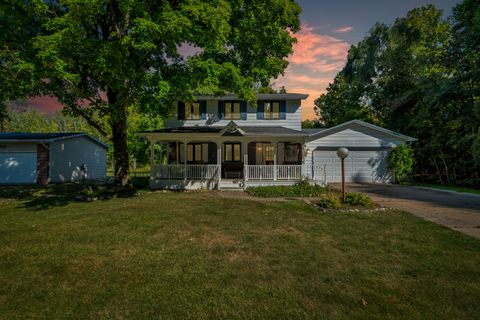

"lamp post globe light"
[336,147,349,202]
[336,147,349,159]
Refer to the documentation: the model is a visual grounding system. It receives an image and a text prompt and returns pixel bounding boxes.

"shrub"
[388,144,415,183]
[318,195,341,209]
[344,192,374,207]
[246,181,328,197]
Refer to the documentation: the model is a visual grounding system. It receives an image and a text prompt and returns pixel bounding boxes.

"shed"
[0,133,108,185]
[304,120,416,183]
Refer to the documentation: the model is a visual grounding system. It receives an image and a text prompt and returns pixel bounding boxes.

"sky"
[276,0,461,119]
[28,0,461,119]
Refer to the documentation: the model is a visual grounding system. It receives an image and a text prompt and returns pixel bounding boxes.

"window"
[264,102,280,119]
[284,143,300,163]
[185,102,201,120]
[224,143,241,162]
[224,102,241,120]
[265,144,275,163]
[187,143,203,162]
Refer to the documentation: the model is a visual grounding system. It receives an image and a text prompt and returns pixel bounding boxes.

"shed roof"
[0,132,108,148]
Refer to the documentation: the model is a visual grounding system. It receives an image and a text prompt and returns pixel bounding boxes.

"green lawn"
[403,182,480,195]
[0,188,479,319]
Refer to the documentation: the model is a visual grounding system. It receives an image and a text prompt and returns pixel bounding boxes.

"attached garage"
[0,133,108,185]
[304,120,416,184]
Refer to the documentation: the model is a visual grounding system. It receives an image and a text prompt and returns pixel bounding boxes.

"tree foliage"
[1,0,301,187]
[387,145,415,183]
[314,1,480,186]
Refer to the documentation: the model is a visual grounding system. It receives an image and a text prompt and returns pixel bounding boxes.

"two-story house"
[139,93,415,190]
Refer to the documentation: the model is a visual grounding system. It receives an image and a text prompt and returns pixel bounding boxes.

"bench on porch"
[222,162,244,178]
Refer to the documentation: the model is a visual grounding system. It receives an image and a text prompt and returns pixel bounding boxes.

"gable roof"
[0,132,108,148]
[306,120,416,142]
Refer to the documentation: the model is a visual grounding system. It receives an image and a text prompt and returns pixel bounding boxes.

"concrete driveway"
[337,183,480,239]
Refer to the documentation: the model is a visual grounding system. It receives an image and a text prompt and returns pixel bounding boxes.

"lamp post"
[336,147,349,202]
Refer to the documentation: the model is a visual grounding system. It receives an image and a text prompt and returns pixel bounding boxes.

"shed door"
[313,149,389,183]
[0,152,37,184]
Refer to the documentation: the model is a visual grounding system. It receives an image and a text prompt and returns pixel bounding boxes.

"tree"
[312,4,480,186]
[1,0,301,188]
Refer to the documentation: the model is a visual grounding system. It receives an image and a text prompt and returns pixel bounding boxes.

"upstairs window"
[224,102,241,120]
[264,102,280,120]
[185,102,201,120]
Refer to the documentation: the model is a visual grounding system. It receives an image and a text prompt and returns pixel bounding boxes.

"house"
[139,93,415,190]
[0,133,107,185]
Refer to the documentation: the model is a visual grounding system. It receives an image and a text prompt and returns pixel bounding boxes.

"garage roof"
[306,120,416,142]
[0,132,108,148]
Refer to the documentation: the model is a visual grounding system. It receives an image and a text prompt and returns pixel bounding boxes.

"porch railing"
[151,164,219,180]
[245,165,303,181]
[151,164,325,184]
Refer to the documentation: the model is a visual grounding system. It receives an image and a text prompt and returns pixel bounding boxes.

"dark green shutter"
[240,101,247,120]
[280,101,286,119]
[248,143,256,165]
[178,101,185,120]
[200,101,207,120]
[257,101,264,119]
[218,101,225,119]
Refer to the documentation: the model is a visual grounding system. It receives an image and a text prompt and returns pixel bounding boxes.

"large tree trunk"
[108,89,131,188]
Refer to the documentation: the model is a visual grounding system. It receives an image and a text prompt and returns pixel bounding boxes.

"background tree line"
[313,0,480,187]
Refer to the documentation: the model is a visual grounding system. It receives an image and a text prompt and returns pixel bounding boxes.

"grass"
[246,181,333,197]
[402,182,480,195]
[0,189,479,319]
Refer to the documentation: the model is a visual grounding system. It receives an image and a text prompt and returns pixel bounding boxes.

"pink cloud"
[275,23,350,120]
[334,26,354,33]
[289,24,349,69]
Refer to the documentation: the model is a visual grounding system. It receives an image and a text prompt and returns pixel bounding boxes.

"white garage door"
[0,153,37,184]
[313,149,389,183]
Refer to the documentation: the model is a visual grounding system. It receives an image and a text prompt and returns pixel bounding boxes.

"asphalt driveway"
[337,183,480,239]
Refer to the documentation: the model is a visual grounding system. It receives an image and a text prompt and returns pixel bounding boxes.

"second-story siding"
[165,94,307,131]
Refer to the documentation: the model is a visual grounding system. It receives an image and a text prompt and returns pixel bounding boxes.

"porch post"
[242,141,248,181]
[183,141,187,181]
[150,141,154,168]
[176,140,179,164]
[217,141,222,186]
[244,153,248,181]
[273,142,277,181]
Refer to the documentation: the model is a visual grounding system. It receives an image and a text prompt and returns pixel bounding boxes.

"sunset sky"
[28,0,460,120]
[276,0,460,119]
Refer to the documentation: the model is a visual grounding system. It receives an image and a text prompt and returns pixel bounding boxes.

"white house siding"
[164,99,302,131]
[0,142,38,184]
[304,125,406,183]
[49,136,106,182]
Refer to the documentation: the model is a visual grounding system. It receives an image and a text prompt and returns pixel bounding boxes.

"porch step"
[219,179,244,190]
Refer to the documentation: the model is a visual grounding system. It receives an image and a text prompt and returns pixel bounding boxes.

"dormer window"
[264,102,280,120]
[224,102,241,120]
[185,102,201,120]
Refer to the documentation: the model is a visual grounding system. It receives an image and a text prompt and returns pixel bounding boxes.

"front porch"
[140,123,324,190]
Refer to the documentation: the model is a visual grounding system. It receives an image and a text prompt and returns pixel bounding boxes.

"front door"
[222,142,243,178]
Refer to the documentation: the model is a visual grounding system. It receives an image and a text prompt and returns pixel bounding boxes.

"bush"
[246,181,328,197]
[388,144,415,183]
[344,192,374,207]
[318,195,341,209]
